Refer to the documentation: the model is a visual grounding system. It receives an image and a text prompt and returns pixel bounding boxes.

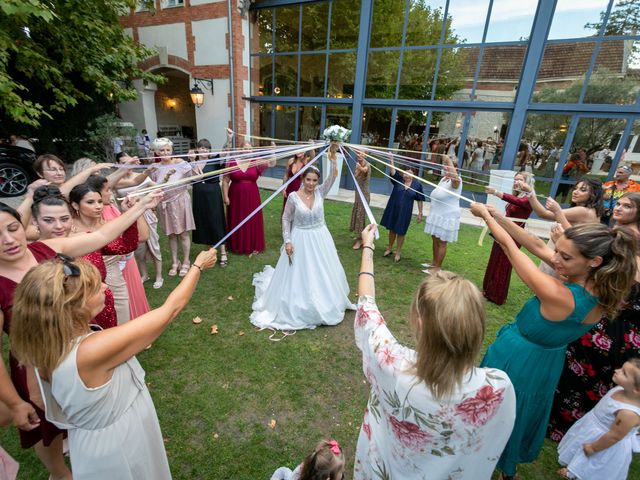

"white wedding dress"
[250,173,355,330]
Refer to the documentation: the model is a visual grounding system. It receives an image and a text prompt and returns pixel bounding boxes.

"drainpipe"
[227,0,237,148]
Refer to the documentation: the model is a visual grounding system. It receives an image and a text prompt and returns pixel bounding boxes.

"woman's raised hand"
[545,197,562,214]
[26,178,50,196]
[194,248,217,270]
[361,223,378,247]
[519,181,533,193]
[485,186,497,196]
[550,223,565,243]
[470,202,491,220]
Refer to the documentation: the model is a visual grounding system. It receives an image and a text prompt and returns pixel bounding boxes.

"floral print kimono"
[354,296,516,480]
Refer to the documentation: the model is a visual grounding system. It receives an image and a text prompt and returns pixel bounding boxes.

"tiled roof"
[464,40,626,82]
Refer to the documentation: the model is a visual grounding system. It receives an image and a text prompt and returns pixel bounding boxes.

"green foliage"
[528,70,638,154]
[0,0,163,127]
[84,113,138,162]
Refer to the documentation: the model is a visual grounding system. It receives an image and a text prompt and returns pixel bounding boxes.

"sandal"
[383,249,393,257]
[168,262,181,277]
[179,263,190,277]
[153,278,164,289]
[394,254,401,263]
[352,240,362,250]
[220,252,228,268]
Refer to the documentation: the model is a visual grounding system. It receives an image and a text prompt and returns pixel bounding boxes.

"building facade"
[120,0,640,197]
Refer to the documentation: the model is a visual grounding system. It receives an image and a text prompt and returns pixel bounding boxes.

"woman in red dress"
[222,141,276,255]
[482,171,534,305]
[0,194,159,479]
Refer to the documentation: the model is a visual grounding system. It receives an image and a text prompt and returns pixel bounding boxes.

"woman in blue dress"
[380,157,425,262]
[470,202,637,479]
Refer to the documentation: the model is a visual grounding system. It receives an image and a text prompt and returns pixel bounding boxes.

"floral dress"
[354,297,516,480]
[548,283,640,440]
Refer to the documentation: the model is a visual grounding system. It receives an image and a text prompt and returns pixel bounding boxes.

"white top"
[354,297,516,480]
[37,333,171,479]
[282,172,335,244]
[558,386,640,480]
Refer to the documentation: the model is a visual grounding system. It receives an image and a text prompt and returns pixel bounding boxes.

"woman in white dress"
[354,224,516,479]
[423,155,462,273]
[251,150,355,332]
[10,249,217,479]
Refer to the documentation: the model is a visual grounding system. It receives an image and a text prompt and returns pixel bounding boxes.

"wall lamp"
[190,78,214,108]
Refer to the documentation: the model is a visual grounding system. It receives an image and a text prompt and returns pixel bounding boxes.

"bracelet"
[358,271,375,278]
[363,245,375,252]
[191,264,203,272]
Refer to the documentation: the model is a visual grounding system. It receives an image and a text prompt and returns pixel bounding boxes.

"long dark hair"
[0,202,21,222]
[31,185,71,218]
[570,178,603,217]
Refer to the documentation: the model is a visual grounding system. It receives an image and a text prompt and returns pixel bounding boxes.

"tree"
[585,0,640,61]
[527,70,637,155]
[85,113,138,162]
[0,0,162,127]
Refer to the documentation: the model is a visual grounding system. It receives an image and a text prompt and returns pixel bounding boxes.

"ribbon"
[212,145,330,249]
[339,145,379,240]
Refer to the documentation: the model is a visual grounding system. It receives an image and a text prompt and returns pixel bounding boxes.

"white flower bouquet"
[322,125,351,143]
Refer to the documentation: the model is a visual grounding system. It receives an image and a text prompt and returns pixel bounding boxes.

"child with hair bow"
[270,439,345,480]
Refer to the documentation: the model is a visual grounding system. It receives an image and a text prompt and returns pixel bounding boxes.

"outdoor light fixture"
[190,78,214,108]
[166,98,177,109]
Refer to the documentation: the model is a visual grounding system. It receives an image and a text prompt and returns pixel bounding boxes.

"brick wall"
[120,0,250,136]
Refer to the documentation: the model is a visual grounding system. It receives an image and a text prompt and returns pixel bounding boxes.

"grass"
[2,192,638,479]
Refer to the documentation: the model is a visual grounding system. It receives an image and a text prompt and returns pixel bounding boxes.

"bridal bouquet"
[322,125,351,143]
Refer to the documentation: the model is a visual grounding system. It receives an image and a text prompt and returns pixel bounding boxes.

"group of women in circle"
[1,137,640,480]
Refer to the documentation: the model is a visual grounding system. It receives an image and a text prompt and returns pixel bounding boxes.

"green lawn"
[2,193,638,479]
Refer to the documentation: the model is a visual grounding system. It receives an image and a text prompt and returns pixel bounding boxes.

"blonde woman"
[10,249,217,479]
[149,137,196,276]
[353,224,516,479]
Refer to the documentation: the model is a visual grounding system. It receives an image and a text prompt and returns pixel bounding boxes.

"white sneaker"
[422,269,432,275]
[421,263,432,268]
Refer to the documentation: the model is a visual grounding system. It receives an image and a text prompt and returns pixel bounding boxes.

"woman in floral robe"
[353,225,516,479]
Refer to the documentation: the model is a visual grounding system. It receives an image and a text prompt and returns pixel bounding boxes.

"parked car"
[0,145,38,197]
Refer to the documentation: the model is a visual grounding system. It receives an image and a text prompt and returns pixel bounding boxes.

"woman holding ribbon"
[548,192,640,441]
[149,137,196,277]
[190,136,229,267]
[470,202,637,479]
[222,140,276,255]
[481,171,534,305]
[380,157,425,263]
[350,150,371,250]
[250,146,354,333]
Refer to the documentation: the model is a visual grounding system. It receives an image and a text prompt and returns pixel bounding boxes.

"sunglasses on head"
[57,254,80,277]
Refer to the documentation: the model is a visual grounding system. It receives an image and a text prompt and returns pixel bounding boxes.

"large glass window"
[249,0,639,197]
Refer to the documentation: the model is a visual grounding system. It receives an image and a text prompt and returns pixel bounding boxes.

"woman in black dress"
[190,137,229,266]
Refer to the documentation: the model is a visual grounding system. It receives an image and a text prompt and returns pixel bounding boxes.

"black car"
[0,144,38,197]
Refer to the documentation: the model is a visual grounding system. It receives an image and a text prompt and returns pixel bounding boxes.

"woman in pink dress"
[149,138,196,276]
[222,141,276,255]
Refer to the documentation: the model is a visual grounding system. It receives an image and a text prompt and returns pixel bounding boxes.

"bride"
[251,146,355,331]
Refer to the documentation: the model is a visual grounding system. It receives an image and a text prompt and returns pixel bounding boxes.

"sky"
[446,0,612,43]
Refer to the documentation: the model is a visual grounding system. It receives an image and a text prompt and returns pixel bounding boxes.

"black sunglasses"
[57,254,80,277]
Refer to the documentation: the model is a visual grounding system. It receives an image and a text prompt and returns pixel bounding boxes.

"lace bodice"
[282,173,336,243]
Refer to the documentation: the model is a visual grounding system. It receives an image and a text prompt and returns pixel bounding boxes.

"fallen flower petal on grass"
[269,419,277,429]
[210,324,219,334]
[238,331,245,336]
[192,316,203,324]
[227,296,234,301]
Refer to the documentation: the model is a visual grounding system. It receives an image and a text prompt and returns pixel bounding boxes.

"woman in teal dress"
[470,202,637,479]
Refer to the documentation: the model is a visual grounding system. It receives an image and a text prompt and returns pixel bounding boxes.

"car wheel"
[0,163,30,197]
